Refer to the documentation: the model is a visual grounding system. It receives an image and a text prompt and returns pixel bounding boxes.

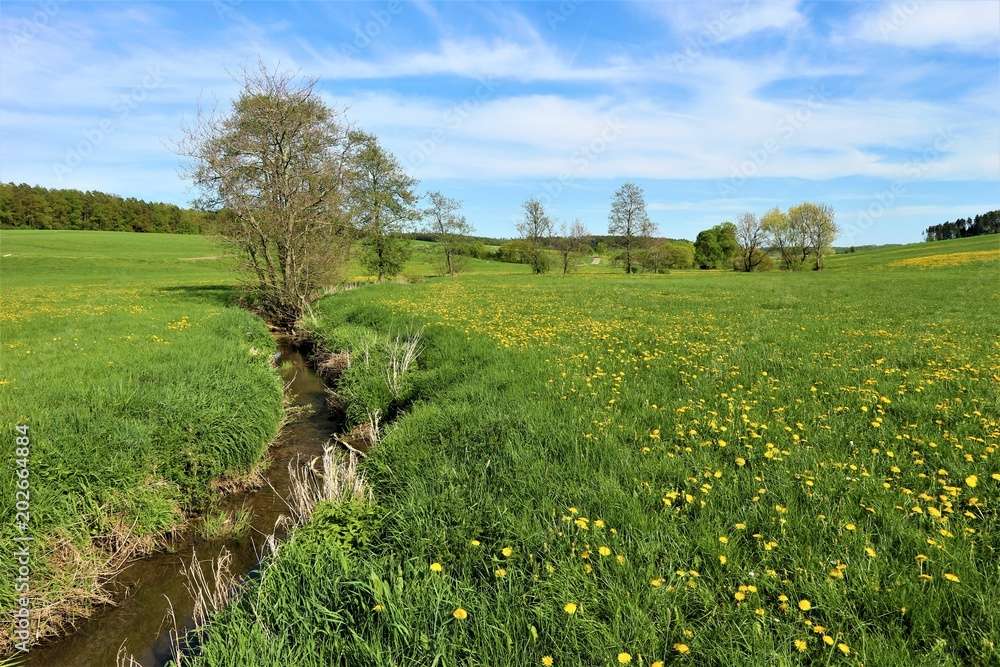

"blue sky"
[2,0,997,243]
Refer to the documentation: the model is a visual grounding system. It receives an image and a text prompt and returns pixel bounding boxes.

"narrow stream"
[26,337,334,666]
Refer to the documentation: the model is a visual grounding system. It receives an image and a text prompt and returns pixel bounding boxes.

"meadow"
[0,230,284,651]
[183,235,999,665]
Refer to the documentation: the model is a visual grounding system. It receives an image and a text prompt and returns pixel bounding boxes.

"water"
[24,338,335,666]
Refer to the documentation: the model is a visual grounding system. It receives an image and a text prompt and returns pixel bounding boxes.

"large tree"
[182,67,359,326]
[349,133,419,281]
[424,191,472,276]
[608,183,655,274]
[735,212,769,272]
[760,207,808,270]
[516,198,553,274]
[788,202,837,270]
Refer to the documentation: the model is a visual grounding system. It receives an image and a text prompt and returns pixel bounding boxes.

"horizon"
[3,0,998,244]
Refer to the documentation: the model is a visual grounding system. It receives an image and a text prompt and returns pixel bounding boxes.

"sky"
[1,0,998,244]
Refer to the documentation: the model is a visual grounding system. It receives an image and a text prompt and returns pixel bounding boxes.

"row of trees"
[0,182,213,234]
[924,210,999,241]
[693,203,838,272]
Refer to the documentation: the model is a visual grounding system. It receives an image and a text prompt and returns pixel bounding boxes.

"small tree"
[735,212,769,272]
[789,202,837,270]
[517,198,553,274]
[608,183,655,274]
[181,67,359,326]
[424,191,472,276]
[555,219,589,274]
[349,134,419,281]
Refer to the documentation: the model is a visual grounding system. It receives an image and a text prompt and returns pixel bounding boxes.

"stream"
[25,337,334,666]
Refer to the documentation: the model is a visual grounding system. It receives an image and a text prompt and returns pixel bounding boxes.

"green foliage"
[0,182,212,233]
[635,240,695,272]
[359,234,411,282]
[694,221,739,269]
[925,210,999,241]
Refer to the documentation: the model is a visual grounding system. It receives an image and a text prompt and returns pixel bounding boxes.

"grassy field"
[0,230,284,650]
[181,235,999,665]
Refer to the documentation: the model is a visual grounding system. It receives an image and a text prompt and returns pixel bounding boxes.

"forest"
[924,210,999,241]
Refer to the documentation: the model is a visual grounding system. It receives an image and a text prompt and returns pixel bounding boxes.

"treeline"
[0,183,216,234]
[924,210,999,241]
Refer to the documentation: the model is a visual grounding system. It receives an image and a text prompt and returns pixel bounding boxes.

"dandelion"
[673,642,690,654]
[563,602,577,615]
[798,599,812,611]
[865,546,877,558]
[718,555,728,565]
[794,639,807,652]
[844,523,856,531]
[650,577,664,588]
[965,475,978,488]
[823,635,834,646]
[430,562,443,573]
[495,568,507,578]
[837,643,850,655]
[617,652,632,664]
[452,607,468,620]
[943,572,960,583]
[598,546,611,557]
[541,657,553,666]
[501,546,514,558]
[469,539,481,547]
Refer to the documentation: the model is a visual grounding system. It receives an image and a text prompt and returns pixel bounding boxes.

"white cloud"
[641,0,805,42]
[852,1,1000,51]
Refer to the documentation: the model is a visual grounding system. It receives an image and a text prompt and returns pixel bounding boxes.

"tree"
[788,202,837,270]
[181,67,359,326]
[516,198,553,274]
[348,133,419,281]
[608,183,655,274]
[694,222,739,269]
[424,191,472,276]
[634,240,694,273]
[555,219,589,274]
[735,212,769,272]
[760,207,807,270]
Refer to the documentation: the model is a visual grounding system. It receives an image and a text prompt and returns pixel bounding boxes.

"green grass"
[0,230,284,649]
[187,235,998,666]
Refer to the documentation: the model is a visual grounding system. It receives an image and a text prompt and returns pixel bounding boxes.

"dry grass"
[284,445,370,527]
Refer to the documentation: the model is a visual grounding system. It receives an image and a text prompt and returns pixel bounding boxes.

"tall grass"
[0,230,284,651]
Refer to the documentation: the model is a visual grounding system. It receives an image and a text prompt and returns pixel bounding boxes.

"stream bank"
[23,336,339,667]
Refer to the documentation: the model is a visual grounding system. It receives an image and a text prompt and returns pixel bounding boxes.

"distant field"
[189,235,998,666]
[0,230,284,650]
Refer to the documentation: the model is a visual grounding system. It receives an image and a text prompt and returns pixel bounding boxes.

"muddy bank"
[22,337,339,666]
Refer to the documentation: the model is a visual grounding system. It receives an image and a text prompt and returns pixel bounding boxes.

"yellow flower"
[501,547,514,558]
[965,475,978,488]
[563,602,578,615]
[598,546,611,557]
[943,572,960,583]
[823,635,834,646]
[865,546,877,558]
[617,652,632,664]
[734,591,746,601]
[541,657,554,666]
[673,642,690,654]
[469,539,481,547]
[495,568,507,578]
[718,536,729,544]
[844,523,856,531]
[794,639,807,652]
[718,555,728,565]
[371,604,384,612]
[652,662,664,667]
[430,562,443,573]
[650,577,664,588]
[837,643,851,655]
[798,599,812,611]
[735,457,746,467]
[452,607,468,620]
